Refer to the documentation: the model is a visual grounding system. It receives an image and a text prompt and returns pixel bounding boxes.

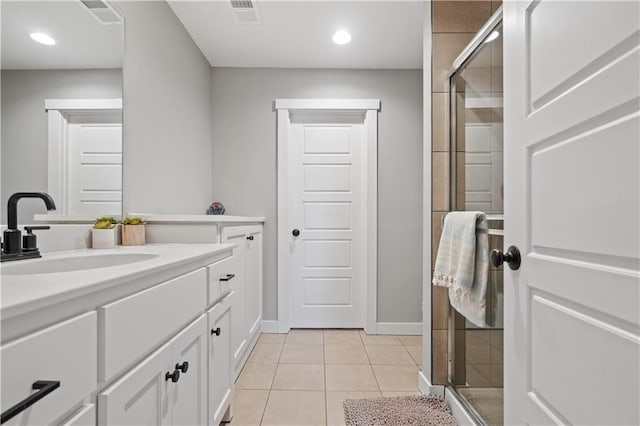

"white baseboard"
[261,320,281,333]
[445,387,481,426]
[375,322,422,335]
[418,371,445,397]
[261,320,422,335]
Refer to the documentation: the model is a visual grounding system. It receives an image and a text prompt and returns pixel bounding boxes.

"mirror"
[1,0,124,223]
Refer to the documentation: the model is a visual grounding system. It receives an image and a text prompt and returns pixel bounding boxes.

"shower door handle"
[490,246,521,270]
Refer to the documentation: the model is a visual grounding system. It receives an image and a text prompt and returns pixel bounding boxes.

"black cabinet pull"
[211,327,221,336]
[246,235,254,241]
[165,370,180,383]
[175,361,189,374]
[1,380,60,424]
[220,274,235,282]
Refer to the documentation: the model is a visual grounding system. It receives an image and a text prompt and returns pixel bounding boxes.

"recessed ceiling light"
[333,30,351,45]
[484,30,500,44]
[30,33,56,46]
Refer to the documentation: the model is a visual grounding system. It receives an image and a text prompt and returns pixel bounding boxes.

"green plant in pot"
[121,216,147,246]
[92,217,117,249]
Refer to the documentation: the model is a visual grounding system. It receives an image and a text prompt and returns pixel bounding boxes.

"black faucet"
[2,192,56,262]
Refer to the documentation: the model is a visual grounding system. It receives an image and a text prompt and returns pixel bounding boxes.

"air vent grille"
[228,0,262,24]
[79,0,122,25]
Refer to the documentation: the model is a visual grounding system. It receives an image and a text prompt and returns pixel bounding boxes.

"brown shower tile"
[432,93,450,152]
[432,33,476,92]
[433,1,493,33]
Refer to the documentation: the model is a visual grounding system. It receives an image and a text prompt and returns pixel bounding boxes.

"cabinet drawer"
[207,255,237,305]
[0,312,97,426]
[99,268,206,382]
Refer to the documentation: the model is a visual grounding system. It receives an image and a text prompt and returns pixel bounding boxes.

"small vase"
[122,224,146,246]
[92,228,116,249]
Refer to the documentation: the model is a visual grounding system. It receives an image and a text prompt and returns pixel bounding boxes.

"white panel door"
[289,118,366,328]
[208,294,233,426]
[504,1,639,425]
[68,122,122,215]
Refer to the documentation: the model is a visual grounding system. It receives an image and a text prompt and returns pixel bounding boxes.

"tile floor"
[228,329,423,426]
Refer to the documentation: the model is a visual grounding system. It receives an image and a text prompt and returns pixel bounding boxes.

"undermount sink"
[1,253,159,275]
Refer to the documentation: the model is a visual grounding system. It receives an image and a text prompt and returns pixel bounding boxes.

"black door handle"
[211,327,221,336]
[175,361,189,374]
[292,228,300,237]
[246,235,254,241]
[1,380,60,424]
[490,246,521,270]
[220,274,235,282]
[165,369,180,383]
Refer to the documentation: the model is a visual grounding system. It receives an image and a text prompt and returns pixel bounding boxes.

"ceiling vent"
[228,0,262,25]
[79,0,123,25]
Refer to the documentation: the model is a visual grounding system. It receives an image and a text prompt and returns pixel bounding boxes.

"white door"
[68,121,122,216]
[208,294,233,426]
[169,315,207,426]
[288,115,366,328]
[504,1,639,425]
[245,227,263,338]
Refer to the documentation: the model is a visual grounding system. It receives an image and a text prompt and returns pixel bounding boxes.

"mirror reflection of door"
[0,0,123,222]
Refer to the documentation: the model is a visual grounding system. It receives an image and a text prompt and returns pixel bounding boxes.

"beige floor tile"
[228,389,269,425]
[372,365,419,392]
[324,330,363,345]
[325,364,379,391]
[236,363,277,390]
[381,391,421,397]
[359,331,402,346]
[365,345,415,365]
[325,391,381,426]
[324,344,369,364]
[247,343,283,364]
[280,344,324,364]
[406,345,423,366]
[398,335,422,346]
[272,363,325,390]
[285,329,323,345]
[258,333,286,345]
[261,390,326,426]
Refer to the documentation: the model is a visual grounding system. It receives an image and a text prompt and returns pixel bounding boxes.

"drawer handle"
[165,370,180,383]
[220,274,235,282]
[175,361,189,374]
[1,380,60,424]
[246,235,254,241]
[211,327,221,336]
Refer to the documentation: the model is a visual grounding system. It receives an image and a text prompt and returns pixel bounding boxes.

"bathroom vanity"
[1,218,264,425]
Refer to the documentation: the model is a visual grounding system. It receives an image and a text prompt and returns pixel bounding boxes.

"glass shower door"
[448,17,504,426]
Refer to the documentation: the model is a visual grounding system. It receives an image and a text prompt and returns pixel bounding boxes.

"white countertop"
[0,243,234,320]
[33,213,265,224]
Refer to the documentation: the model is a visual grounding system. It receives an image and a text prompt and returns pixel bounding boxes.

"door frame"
[275,98,380,334]
[45,98,122,214]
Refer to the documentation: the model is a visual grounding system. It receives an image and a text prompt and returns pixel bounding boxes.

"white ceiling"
[1,1,123,70]
[168,1,424,69]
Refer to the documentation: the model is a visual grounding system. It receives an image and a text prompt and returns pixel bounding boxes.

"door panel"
[289,120,365,328]
[504,1,640,424]
[245,229,262,338]
[208,295,233,426]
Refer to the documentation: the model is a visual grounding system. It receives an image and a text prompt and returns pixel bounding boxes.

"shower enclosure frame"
[445,7,503,425]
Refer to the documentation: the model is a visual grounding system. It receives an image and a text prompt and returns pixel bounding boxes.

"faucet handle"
[24,226,50,234]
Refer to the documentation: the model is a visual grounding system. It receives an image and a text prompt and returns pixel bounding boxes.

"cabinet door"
[221,227,247,374]
[169,315,207,426]
[98,342,172,425]
[245,227,263,341]
[207,295,233,426]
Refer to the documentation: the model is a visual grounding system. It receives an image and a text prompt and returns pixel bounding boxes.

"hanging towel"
[433,211,489,327]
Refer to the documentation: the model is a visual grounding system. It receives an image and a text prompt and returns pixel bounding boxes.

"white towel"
[433,211,489,327]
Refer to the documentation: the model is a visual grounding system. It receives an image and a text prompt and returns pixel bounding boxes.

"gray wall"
[117,1,213,215]
[211,68,423,323]
[1,69,122,223]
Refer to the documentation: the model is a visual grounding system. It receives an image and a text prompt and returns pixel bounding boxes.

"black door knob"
[490,246,521,270]
[292,229,300,237]
[246,235,254,241]
[175,361,189,374]
[211,327,221,336]
[165,369,180,383]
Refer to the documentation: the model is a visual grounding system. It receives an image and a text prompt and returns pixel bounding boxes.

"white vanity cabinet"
[221,225,263,378]
[98,315,207,426]
[207,293,233,425]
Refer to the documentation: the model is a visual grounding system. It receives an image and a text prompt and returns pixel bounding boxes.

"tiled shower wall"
[431,0,501,385]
